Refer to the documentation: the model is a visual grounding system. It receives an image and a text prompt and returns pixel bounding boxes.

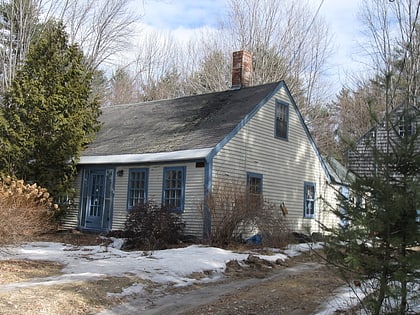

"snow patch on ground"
[5,240,416,313]
[1,241,311,292]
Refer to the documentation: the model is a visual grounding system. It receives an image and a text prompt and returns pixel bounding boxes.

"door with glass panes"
[80,168,114,231]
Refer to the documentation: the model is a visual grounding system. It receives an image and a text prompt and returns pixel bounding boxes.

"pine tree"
[0,19,101,199]
[323,105,420,314]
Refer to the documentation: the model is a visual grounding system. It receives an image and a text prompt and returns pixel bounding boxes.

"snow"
[5,240,415,314]
[79,148,213,165]
[314,285,367,315]
[314,270,420,315]
[0,240,302,292]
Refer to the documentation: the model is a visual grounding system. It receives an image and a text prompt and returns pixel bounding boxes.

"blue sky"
[141,0,228,29]
[319,0,366,84]
[135,0,365,93]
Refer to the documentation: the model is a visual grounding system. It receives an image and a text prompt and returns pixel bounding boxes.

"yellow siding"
[212,86,338,234]
[61,171,82,229]
[68,84,340,238]
[106,162,205,237]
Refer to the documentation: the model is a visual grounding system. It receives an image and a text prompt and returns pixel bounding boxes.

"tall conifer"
[0,20,101,199]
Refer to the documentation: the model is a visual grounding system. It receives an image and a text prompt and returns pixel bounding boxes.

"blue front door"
[86,170,105,229]
[80,168,114,231]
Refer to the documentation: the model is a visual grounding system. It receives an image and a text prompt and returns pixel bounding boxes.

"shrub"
[0,176,60,244]
[206,180,290,247]
[122,201,185,251]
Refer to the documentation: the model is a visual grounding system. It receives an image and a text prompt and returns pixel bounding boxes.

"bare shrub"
[254,204,291,248]
[206,180,289,247]
[122,201,185,251]
[0,176,60,245]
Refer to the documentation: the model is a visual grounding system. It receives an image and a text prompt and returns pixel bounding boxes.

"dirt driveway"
[0,234,346,315]
[100,251,346,315]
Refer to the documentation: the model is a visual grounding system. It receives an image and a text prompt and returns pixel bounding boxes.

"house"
[346,104,420,229]
[347,104,419,177]
[62,51,345,239]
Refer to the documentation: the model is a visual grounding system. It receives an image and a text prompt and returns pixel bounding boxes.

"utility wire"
[289,0,325,66]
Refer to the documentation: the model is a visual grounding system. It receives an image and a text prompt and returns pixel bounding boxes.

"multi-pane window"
[399,116,414,137]
[304,182,316,218]
[338,186,349,228]
[247,172,263,209]
[275,100,289,139]
[127,169,148,208]
[163,167,185,212]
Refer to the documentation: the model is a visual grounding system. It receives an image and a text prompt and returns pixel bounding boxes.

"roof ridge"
[101,81,282,109]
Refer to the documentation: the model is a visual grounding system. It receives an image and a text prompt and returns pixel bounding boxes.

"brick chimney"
[231,50,252,88]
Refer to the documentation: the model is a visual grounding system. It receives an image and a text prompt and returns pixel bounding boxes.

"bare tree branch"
[58,0,141,70]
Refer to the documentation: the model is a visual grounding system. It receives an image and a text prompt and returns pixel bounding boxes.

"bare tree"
[104,0,331,108]
[220,0,333,111]
[0,0,40,91]
[131,30,187,101]
[359,0,420,109]
[330,81,385,158]
[57,0,140,70]
[0,0,140,96]
[322,0,420,158]
[108,66,139,105]
[187,49,231,94]
[125,0,332,108]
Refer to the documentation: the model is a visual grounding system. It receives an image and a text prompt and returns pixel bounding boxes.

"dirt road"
[99,253,345,315]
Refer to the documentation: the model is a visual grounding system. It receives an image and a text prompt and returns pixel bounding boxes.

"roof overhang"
[79,148,213,165]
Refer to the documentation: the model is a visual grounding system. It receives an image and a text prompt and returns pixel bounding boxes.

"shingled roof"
[82,82,281,156]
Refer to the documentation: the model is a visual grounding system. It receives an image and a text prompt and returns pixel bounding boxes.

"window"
[399,116,414,137]
[275,100,289,139]
[304,182,316,218]
[338,186,349,228]
[162,167,185,212]
[127,169,148,209]
[247,172,263,208]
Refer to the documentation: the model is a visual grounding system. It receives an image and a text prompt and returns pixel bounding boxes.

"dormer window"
[275,100,289,140]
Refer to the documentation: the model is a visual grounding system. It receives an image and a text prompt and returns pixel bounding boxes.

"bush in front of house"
[0,176,60,244]
[122,201,185,251]
[206,180,290,248]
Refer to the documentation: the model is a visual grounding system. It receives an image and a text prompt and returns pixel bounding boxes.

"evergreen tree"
[0,19,101,199]
[323,105,420,314]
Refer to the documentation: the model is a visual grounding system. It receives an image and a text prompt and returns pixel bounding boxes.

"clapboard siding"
[69,81,344,238]
[211,85,337,234]
[61,171,82,229]
[107,162,205,237]
[348,105,420,177]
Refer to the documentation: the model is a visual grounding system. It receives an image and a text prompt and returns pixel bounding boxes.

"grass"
[0,259,63,284]
[0,275,140,315]
[0,232,144,315]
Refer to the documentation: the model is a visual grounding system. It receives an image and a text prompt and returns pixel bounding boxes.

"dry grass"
[0,259,63,284]
[0,276,141,315]
[0,232,145,315]
[32,230,112,246]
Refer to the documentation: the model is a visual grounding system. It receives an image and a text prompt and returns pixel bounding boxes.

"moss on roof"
[82,82,281,156]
